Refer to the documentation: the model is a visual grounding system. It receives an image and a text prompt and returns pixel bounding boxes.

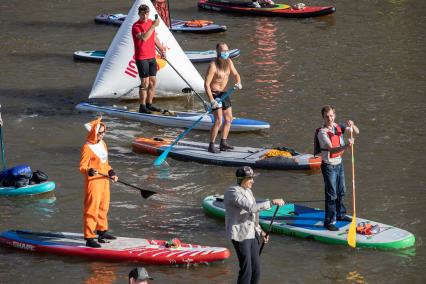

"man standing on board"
[315,105,359,231]
[224,166,284,284]
[204,42,242,153]
[132,4,166,114]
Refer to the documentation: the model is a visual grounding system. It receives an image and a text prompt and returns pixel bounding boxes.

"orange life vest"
[185,20,213,27]
[326,124,344,158]
[356,223,380,235]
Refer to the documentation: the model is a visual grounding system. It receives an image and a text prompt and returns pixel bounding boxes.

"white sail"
[89,0,205,99]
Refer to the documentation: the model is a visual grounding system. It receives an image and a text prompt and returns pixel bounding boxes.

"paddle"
[155,47,210,110]
[347,128,357,248]
[98,172,156,199]
[0,105,6,171]
[153,87,236,167]
[259,205,280,255]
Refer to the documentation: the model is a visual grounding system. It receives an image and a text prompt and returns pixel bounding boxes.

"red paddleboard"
[0,230,230,265]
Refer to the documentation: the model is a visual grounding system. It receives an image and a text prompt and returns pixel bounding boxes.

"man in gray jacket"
[224,166,284,284]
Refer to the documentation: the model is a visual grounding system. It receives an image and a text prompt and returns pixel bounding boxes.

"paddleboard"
[95,13,227,33]
[198,0,336,18]
[171,19,227,33]
[0,230,230,265]
[73,49,240,63]
[76,103,269,132]
[202,195,416,250]
[0,181,55,197]
[132,137,320,170]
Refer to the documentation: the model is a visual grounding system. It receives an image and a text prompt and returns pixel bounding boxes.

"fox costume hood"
[84,117,106,144]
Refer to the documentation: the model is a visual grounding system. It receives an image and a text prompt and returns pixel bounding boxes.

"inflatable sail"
[89,0,204,99]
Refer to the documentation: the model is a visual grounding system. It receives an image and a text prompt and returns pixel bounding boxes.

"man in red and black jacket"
[316,105,359,231]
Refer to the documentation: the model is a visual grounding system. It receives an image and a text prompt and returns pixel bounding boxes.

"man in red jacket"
[132,4,166,114]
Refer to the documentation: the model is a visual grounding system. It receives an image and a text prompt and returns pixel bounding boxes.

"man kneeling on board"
[80,117,119,248]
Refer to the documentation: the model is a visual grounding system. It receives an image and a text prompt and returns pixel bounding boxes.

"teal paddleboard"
[0,181,55,197]
[202,195,415,250]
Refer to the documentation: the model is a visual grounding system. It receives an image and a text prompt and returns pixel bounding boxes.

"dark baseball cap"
[235,166,258,178]
[129,267,153,281]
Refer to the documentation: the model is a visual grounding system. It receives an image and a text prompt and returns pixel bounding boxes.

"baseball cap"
[129,267,153,281]
[235,166,258,178]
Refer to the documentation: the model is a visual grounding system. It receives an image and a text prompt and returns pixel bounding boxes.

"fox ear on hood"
[84,117,102,132]
[84,122,93,132]
[85,117,104,144]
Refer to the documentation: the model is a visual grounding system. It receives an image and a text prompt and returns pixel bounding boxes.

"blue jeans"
[321,162,347,226]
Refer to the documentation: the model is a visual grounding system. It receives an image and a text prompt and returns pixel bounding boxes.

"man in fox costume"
[79,117,119,248]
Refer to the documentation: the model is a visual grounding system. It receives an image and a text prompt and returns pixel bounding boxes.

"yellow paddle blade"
[347,214,357,248]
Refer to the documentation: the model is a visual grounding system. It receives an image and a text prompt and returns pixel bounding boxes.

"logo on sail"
[124,54,167,78]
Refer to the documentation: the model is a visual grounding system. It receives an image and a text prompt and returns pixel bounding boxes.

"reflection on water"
[250,18,286,100]
[346,270,368,284]
[148,164,171,180]
[1,193,57,219]
[84,262,117,284]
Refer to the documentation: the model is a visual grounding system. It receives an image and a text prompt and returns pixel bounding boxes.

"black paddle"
[259,205,279,255]
[98,173,156,199]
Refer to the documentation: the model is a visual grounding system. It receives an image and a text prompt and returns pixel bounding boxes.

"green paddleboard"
[202,195,415,250]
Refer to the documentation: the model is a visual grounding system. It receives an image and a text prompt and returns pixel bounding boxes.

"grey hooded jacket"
[224,185,271,242]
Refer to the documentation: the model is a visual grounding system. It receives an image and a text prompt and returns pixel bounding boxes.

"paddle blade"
[141,189,157,199]
[154,148,171,166]
[347,214,357,248]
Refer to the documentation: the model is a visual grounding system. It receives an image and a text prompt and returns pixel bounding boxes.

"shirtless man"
[204,42,242,153]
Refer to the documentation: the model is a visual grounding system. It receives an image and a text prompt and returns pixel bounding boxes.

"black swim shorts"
[136,58,157,78]
[212,91,232,111]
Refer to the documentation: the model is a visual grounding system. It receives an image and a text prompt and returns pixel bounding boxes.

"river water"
[0,0,425,283]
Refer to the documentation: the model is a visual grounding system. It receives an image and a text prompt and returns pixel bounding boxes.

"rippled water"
[0,0,425,283]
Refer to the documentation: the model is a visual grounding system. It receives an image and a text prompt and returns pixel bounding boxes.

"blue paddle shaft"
[154,88,236,166]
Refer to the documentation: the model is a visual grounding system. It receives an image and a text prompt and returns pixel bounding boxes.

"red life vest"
[314,125,345,157]
[327,124,344,158]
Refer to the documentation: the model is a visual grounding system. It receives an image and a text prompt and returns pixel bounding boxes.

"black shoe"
[146,103,162,112]
[337,216,352,222]
[324,224,339,231]
[97,230,117,240]
[208,142,220,153]
[139,104,152,114]
[85,238,101,248]
[220,139,234,151]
